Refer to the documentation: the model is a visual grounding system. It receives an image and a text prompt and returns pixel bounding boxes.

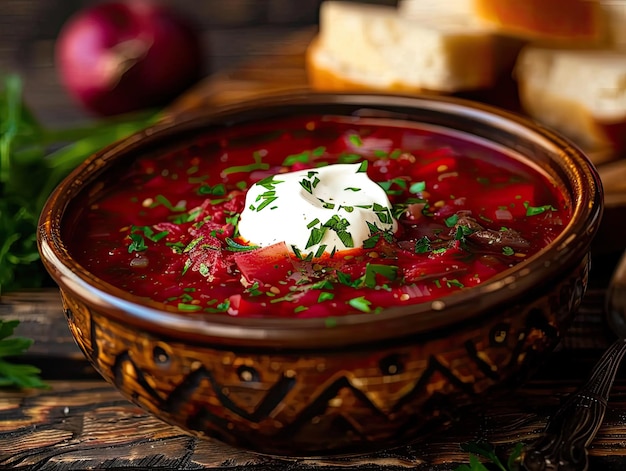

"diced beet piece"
[234,242,295,287]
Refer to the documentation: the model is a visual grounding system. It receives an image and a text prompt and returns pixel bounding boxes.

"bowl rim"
[37,91,604,349]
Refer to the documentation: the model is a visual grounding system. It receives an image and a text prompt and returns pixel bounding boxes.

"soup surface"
[70,114,571,318]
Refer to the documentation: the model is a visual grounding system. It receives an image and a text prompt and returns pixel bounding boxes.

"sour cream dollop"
[238,163,398,256]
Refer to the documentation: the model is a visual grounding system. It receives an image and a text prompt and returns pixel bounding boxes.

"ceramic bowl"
[38,92,603,456]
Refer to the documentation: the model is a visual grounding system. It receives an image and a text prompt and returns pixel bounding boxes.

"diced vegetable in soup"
[69,115,571,318]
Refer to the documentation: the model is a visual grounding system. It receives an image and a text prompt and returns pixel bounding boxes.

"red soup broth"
[68,114,571,318]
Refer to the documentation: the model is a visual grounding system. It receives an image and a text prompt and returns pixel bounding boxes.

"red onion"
[55,0,205,116]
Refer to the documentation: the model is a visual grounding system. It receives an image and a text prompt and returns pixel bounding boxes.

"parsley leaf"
[363,264,398,288]
[414,236,431,254]
[197,183,226,196]
[127,233,148,253]
[524,201,557,216]
[348,296,372,312]
[0,320,48,389]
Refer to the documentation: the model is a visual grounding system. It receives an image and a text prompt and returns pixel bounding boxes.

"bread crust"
[474,0,606,42]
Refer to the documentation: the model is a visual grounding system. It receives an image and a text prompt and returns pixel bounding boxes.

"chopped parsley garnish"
[222,150,269,175]
[248,176,284,212]
[314,244,327,258]
[348,296,372,313]
[131,225,168,243]
[256,174,284,190]
[362,264,398,288]
[211,299,230,312]
[336,270,354,287]
[306,224,328,249]
[363,233,381,249]
[182,236,204,253]
[357,160,368,173]
[446,279,464,288]
[348,134,363,147]
[502,246,515,256]
[318,292,335,302]
[444,214,459,227]
[199,263,210,277]
[225,238,259,252]
[282,151,310,166]
[282,146,326,166]
[312,146,326,157]
[197,183,226,196]
[323,215,354,248]
[409,181,426,193]
[127,233,148,253]
[247,282,263,297]
[152,194,186,212]
[378,177,408,196]
[171,207,203,224]
[454,225,474,241]
[181,258,193,276]
[524,201,557,216]
[307,218,320,229]
[414,236,431,254]
[166,241,185,253]
[296,170,321,197]
[389,149,403,159]
[255,192,278,211]
[311,279,334,290]
[372,203,393,225]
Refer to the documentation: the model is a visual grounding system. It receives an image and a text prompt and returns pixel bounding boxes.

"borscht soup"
[68,114,571,318]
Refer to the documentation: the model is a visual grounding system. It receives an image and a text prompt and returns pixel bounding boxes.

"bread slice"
[399,0,607,44]
[515,46,626,155]
[306,37,433,94]
[310,1,517,94]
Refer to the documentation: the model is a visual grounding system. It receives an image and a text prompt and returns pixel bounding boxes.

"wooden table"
[3,28,626,471]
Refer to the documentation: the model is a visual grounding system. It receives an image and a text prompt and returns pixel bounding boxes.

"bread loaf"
[515,46,626,155]
[308,1,517,94]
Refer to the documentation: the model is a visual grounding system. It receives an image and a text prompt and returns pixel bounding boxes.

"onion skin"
[55,0,205,116]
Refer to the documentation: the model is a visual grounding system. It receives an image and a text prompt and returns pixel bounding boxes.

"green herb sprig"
[0,319,47,389]
[0,74,160,295]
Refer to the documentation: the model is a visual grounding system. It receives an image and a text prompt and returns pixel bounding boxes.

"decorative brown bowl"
[37,92,603,457]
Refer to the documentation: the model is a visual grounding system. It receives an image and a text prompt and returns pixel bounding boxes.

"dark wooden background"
[0,0,397,125]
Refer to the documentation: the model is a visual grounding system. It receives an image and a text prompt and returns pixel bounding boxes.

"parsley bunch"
[0,74,159,294]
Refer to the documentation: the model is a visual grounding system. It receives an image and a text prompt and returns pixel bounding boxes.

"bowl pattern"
[60,255,588,456]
